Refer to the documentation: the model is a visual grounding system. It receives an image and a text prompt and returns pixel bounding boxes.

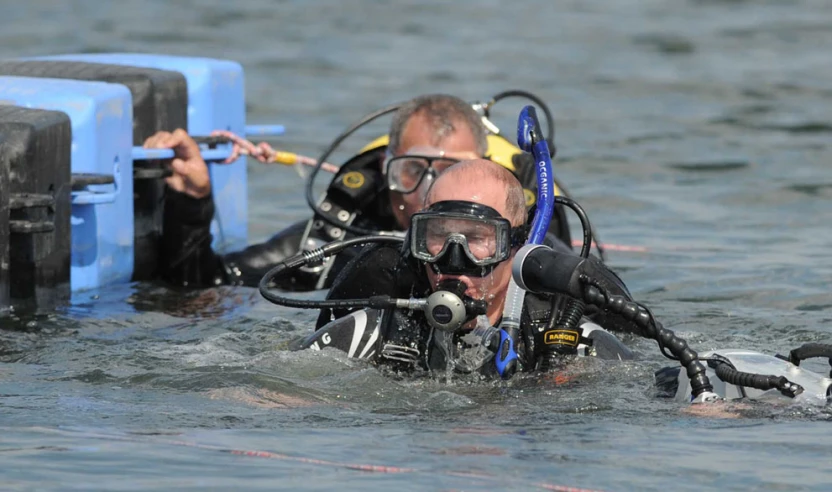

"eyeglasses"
[383,154,460,194]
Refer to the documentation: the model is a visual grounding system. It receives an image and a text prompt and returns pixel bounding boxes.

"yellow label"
[544,329,579,346]
[342,171,365,189]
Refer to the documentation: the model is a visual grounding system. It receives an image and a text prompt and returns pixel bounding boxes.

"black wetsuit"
[159,147,576,291]
[297,243,636,375]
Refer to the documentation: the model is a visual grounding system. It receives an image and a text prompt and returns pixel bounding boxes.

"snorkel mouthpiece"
[425,280,487,332]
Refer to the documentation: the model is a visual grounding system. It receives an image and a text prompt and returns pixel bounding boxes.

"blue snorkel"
[519,106,555,244]
[494,106,556,378]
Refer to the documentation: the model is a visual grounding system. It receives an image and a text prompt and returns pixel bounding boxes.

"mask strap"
[511,224,531,247]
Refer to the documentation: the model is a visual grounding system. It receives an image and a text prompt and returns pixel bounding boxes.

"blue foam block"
[35,53,249,253]
[0,76,134,291]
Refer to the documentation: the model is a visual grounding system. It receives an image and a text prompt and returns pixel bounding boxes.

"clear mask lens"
[425,219,499,261]
[412,214,510,267]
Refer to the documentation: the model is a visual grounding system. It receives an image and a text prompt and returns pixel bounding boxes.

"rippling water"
[2,1,832,490]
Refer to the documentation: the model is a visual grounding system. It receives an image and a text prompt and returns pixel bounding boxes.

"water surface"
[2,1,832,490]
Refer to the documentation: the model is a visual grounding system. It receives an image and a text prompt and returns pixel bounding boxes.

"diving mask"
[410,200,526,277]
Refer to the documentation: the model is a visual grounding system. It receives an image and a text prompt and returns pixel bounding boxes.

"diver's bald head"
[425,159,526,226]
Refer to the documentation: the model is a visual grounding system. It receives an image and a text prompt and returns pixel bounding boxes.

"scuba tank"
[657,348,832,405]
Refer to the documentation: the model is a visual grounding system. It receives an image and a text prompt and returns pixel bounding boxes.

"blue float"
[33,53,249,253]
[0,76,134,292]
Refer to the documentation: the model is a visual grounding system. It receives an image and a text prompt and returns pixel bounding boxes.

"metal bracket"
[8,192,55,234]
[70,156,122,205]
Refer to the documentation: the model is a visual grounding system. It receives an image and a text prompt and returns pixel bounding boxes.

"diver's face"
[423,178,516,323]
[387,112,480,228]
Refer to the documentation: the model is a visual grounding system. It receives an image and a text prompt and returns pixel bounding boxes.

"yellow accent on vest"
[359,135,390,154]
[483,134,517,172]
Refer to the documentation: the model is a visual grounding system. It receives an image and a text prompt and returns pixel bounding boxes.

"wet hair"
[388,94,488,156]
[425,159,527,226]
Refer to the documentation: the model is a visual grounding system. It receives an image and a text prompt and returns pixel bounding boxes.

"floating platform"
[32,53,248,254]
[0,76,134,293]
[0,53,267,313]
[0,105,72,312]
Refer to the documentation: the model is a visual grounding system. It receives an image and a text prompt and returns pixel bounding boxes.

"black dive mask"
[410,200,527,277]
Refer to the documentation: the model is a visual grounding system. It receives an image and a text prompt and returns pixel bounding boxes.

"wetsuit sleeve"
[221,220,309,289]
[161,190,309,288]
[160,190,227,287]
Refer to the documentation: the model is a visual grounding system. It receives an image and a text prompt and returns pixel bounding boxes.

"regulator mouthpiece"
[425,280,487,332]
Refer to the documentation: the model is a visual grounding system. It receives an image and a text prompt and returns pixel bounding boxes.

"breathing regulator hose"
[707,356,804,398]
[783,343,832,377]
[258,236,404,309]
[258,236,487,332]
[578,276,717,401]
[511,244,719,402]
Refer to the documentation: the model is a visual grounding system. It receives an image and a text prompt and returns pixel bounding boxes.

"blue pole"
[131,147,233,162]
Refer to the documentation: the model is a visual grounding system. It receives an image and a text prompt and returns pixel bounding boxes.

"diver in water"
[289,159,635,376]
[263,153,832,404]
[145,93,576,292]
